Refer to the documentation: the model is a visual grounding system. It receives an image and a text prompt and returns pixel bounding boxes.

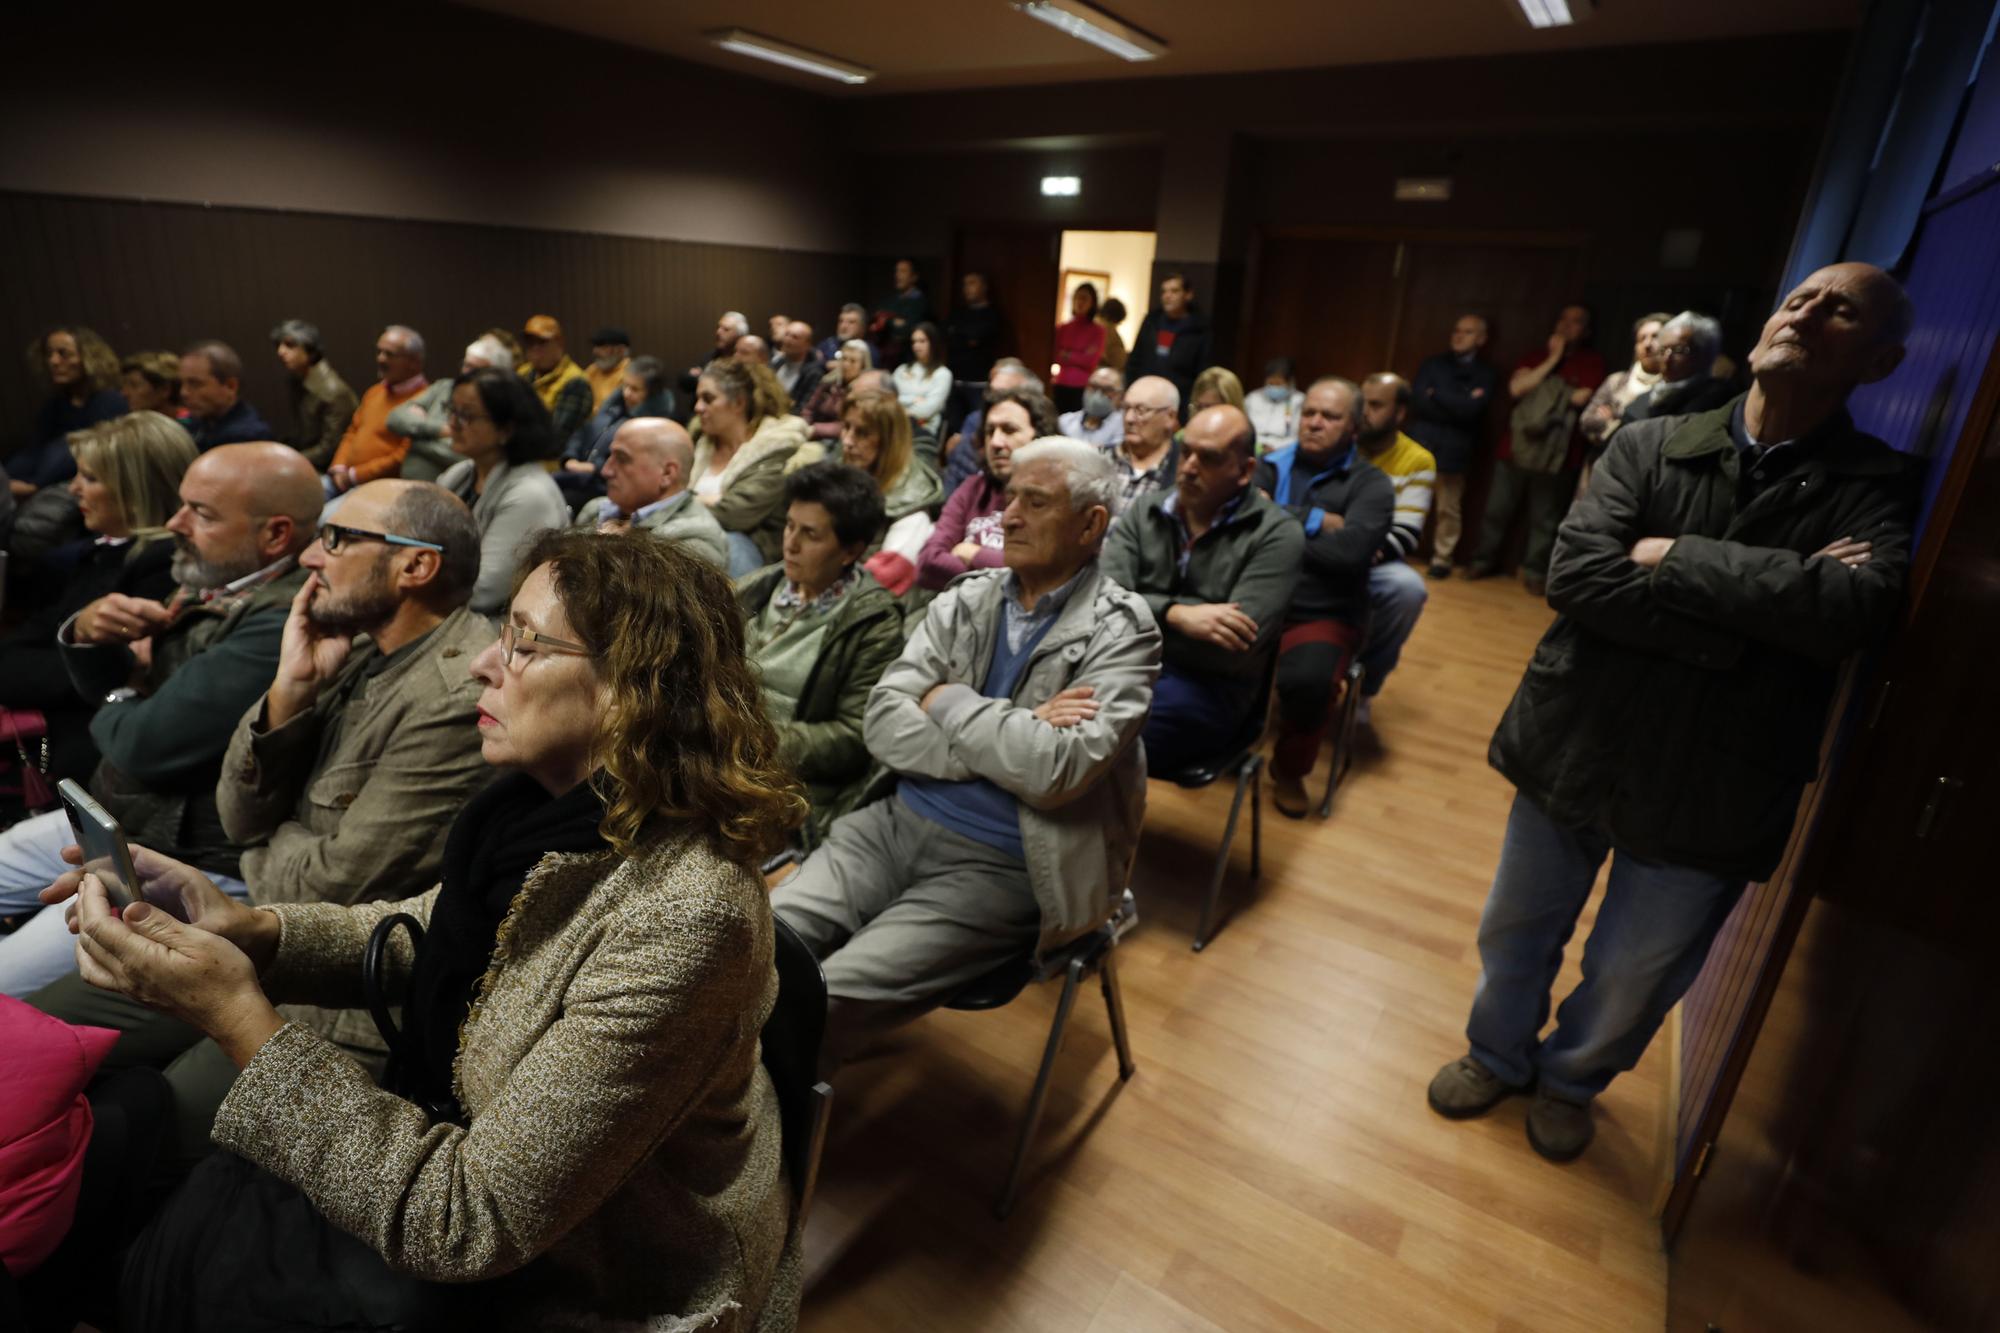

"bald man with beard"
[572,417,729,569]
[0,443,322,996]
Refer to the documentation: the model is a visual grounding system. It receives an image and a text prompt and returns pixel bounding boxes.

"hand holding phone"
[58,779,139,909]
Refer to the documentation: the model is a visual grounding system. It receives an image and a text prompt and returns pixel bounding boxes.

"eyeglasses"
[1123,403,1172,418]
[445,406,490,425]
[1660,343,1699,359]
[317,523,445,554]
[499,622,592,668]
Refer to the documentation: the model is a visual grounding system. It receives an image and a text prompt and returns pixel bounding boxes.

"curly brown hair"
[27,326,120,394]
[516,529,805,865]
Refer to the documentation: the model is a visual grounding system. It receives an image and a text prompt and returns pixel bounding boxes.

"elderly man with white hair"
[771,436,1161,1071]
[1622,310,1737,426]
[387,334,515,483]
[325,324,429,495]
[571,416,728,568]
[682,309,751,401]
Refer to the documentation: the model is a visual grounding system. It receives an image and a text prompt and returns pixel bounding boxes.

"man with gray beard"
[0,443,320,996]
[29,479,496,1178]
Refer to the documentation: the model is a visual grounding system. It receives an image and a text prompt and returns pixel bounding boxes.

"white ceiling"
[452,0,1859,96]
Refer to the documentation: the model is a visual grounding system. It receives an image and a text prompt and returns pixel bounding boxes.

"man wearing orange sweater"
[326,326,429,495]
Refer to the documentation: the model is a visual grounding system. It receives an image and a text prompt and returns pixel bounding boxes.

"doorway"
[1055,229,1156,382]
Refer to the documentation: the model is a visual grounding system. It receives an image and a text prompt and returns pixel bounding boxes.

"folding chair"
[763,915,835,1224]
[1316,658,1367,819]
[944,890,1139,1219]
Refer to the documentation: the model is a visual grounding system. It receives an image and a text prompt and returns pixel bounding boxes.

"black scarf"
[395,771,609,1120]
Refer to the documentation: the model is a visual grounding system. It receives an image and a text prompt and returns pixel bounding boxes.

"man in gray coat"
[572,417,728,569]
[772,437,1161,1070]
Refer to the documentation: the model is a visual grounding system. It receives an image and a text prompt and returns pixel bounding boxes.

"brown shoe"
[1526,1089,1595,1161]
[1427,1056,1528,1120]
[1271,771,1309,819]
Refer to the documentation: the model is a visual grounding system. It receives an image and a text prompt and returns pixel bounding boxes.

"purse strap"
[363,912,426,1067]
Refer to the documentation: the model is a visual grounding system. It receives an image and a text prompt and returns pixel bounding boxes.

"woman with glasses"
[44,531,808,1331]
[435,367,570,617]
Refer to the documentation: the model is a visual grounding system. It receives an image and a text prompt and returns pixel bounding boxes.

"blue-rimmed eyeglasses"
[317,523,446,554]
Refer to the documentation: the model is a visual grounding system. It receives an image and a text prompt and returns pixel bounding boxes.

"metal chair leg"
[1248,754,1263,881]
[996,957,1084,1219]
[1193,759,1255,952]
[1099,947,1136,1080]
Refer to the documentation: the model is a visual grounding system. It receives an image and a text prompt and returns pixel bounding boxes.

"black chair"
[1151,655,1277,952]
[1315,658,1367,819]
[944,889,1139,1220]
[762,914,834,1225]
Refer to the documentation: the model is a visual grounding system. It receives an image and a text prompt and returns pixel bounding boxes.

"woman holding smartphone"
[43,531,807,1332]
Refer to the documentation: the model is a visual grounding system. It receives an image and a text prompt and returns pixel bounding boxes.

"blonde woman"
[1188,365,1247,416]
[691,358,821,576]
[839,390,941,595]
[0,411,195,784]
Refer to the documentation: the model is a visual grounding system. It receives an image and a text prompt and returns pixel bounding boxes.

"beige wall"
[1056,230,1156,350]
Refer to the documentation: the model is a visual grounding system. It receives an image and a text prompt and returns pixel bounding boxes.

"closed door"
[951,226,1059,386]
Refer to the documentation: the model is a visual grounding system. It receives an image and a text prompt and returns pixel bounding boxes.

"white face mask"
[1262,385,1292,403]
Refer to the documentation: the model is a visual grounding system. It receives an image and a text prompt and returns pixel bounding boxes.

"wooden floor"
[795,570,1671,1333]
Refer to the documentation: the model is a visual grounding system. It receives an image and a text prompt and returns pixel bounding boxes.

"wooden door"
[1239,235,1400,387]
[950,226,1059,387]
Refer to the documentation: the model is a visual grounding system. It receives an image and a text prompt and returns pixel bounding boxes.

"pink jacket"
[0,996,120,1275]
[1054,318,1107,389]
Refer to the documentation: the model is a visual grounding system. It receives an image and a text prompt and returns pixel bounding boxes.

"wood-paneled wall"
[1,191,870,440]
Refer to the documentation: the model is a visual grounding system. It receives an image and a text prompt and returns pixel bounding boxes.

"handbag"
[0,708,55,813]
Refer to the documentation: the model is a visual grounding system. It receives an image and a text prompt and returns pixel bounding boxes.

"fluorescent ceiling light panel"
[1041,176,1082,197]
[1513,0,1592,28]
[1014,1,1168,61]
[707,28,873,84]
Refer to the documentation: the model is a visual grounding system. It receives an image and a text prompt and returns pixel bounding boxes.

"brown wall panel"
[1,192,870,443]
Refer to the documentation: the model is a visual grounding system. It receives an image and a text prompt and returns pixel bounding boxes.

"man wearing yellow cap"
[519,315,594,447]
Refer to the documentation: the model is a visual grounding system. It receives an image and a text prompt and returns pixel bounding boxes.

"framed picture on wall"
[1057,268,1113,326]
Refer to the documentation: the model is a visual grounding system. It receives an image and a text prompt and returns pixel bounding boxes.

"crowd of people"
[0,257,1919,1330]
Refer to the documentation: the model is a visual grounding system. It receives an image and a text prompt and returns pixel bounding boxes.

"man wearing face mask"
[1058,366,1126,448]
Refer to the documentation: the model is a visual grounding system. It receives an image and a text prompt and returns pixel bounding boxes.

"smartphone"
[58,779,139,909]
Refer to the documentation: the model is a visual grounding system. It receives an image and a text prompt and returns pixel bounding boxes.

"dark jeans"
[1141,665,1257,772]
[1271,618,1363,779]
[1473,459,1577,579]
[1465,792,1745,1101]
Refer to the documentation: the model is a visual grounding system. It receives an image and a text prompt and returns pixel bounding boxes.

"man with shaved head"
[732,333,770,367]
[31,477,496,1171]
[0,443,321,995]
[1102,403,1302,772]
[1432,263,1919,1164]
[573,417,728,569]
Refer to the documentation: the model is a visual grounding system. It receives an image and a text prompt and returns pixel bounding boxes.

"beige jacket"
[211,828,799,1332]
[217,606,497,1061]
[691,414,820,563]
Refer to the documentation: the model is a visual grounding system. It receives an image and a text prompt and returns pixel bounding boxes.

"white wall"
[1056,229,1157,353]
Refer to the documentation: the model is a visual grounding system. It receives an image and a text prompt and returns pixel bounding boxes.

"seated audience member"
[738,462,904,845]
[1249,357,1304,451]
[583,326,630,411]
[0,443,321,996]
[1127,273,1214,404]
[10,326,126,497]
[0,412,192,791]
[772,438,1158,1068]
[1429,263,1915,1162]
[918,385,1056,591]
[840,390,943,593]
[518,315,595,446]
[1052,283,1107,414]
[389,334,516,485]
[1253,378,1395,816]
[326,325,428,495]
[1353,374,1438,724]
[1467,304,1607,595]
[30,480,494,1177]
[734,334,770,365]
[270,319,358,468]
[691,358,818,577]
[437,367,570,616]
[1188,365,1246,417]
[683,309,750,401]
[1408,313,1501,577]
[767,313,790,343]
[1578,311,1671,458]
[801,339,871,441]
[572,417,727,569]
[42,531,801,1331]
[1622,311,1736,425]
[180,341,274,451]
[1059,365,1125,448]
[773,320,824,405]
[946,273,1005,409]
[558,354,674,505]
[1102,405,1302,771]
[892,322,953,435]
[942,359,1043,495]
[1098,297,1130,372]
[1106,375,1180,519]
[817,303,868,367]
[118,350,182,417]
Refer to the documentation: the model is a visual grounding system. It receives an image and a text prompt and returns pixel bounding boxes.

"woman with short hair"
[118,351,183,417]
[48,530,806,1331]
[691,358,819,577]
[436,368,570,616]
[270,319,359,469]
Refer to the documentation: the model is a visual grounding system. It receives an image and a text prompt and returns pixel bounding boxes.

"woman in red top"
[1052,283,1107,415]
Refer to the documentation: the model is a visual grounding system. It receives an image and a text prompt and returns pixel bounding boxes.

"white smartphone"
[58,778,139,909]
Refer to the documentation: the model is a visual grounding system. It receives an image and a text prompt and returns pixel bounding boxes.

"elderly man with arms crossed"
[1429,264,1919,1162]
[772,438,1160,1070]
[571,417,728,569]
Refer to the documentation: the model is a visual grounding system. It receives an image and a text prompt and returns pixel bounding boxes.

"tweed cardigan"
[210,828,799,1332]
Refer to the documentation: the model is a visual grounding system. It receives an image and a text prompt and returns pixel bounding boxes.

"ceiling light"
[706,29,874,84]
[1014,1,1168,62]
[1041,176,1081,197]
[1513,0,1595,27]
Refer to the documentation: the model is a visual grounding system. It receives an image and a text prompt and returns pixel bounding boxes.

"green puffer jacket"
[736,565,905,847]
[1490,397,1917,881]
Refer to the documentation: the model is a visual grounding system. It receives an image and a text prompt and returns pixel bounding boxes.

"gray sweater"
[437,458,570,616]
